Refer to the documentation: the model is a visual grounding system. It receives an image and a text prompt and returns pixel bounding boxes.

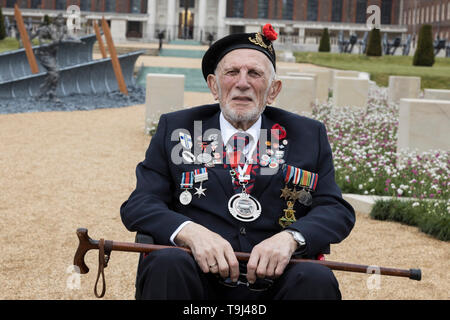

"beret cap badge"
[201,23,278,80]
[248,32,274,54]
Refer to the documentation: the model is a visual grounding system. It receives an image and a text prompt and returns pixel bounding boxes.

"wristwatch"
[284,229,306,249]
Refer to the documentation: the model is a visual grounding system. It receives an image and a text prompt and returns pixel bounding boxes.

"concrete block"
[423,89,450,101]
[110,19,127,43]
[277,66,300,76]
[333,77,369,109]
[288,71,330,104]
[388,76,421,104]
[398,98,450,153]
[275,76,316,114]
[145,73,185,134]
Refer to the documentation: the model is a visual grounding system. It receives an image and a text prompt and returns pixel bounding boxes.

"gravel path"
[0,104,448,300]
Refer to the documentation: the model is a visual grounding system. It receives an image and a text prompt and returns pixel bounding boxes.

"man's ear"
[207,74,219,101]
[266,79,282,105]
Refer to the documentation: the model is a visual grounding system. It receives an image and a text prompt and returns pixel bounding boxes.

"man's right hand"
[175,223,239,282]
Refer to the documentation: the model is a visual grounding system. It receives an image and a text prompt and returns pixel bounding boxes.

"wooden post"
[93,20,107,59]
[101,17,128,95]
[14,4,39,74]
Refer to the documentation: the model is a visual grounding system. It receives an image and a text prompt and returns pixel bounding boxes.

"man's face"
[208,49,281,125]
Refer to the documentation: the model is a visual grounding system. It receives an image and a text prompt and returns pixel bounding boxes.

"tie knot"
[230,132,250,151]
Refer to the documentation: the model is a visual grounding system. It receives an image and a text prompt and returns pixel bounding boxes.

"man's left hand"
[246,231,298,284]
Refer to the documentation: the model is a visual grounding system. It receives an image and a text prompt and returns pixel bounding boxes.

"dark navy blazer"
[120,104,355,258]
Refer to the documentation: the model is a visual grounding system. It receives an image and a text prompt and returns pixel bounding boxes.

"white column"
[167,0,177,41]
[217,0,227,39]
[197,0,207,42]
[146,0,157,40]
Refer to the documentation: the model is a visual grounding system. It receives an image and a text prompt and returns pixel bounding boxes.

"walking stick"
[73,228,421,298]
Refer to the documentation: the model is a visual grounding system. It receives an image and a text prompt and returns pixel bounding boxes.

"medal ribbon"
[283,165,319,191]
[180,171,193,189]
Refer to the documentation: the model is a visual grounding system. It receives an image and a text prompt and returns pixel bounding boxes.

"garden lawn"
[0,37,40,52]
[294,52,450,90]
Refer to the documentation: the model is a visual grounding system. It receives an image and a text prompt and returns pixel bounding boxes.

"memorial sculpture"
[358,31,368,54]
[433,37,447,57]
[30,13,82,102]
[382,33,402,55]
[338,31,357,54]
[402,34,412,56]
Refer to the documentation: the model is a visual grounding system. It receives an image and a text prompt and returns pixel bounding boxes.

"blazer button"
[240,227,246,235]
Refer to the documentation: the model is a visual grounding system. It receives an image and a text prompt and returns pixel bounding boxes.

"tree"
[318,28,330,52]
[366,28,382,57]
[413,24,435,67]
[0,6,6,41]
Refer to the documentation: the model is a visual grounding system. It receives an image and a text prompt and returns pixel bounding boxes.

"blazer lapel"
[252,112,289,199]
[200,110,234,200]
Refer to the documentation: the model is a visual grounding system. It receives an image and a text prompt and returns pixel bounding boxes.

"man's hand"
[175,223,239,282]
[246,231,298,284]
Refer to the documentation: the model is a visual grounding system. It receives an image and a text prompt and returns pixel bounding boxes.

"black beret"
[201,29,277,81]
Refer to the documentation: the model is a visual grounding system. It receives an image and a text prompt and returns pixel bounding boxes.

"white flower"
[397,188,403,196]
[359,184,363,190]
[412,202,420,207]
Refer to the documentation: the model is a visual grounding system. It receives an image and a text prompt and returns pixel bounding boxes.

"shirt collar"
[219,112,261,152]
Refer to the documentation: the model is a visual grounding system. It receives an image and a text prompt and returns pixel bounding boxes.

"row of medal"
[259,139,288,169]
[179,168,208,205]
[180,132,222,167]
[180,131,289,170]
[278,165,319,228]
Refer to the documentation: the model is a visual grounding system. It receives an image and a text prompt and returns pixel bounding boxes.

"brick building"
[0,0,447,49]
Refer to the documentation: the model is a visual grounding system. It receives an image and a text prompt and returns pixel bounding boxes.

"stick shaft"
[104,240,419,280]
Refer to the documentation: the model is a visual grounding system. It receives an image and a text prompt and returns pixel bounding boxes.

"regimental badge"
[248,32,274,54]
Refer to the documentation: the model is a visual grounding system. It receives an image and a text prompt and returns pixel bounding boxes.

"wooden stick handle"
[74,228,421,281]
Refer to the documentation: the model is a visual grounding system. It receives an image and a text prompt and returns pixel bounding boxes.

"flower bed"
[311,85,449,241]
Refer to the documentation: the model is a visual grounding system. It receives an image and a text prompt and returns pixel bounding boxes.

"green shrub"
[370,199,449,241]
[413,24,435,67]
[366,28,382,57]
[0,7,6,41]
[318,28,330,52]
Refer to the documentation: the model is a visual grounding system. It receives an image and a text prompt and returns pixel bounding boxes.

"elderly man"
[120,25,355,300]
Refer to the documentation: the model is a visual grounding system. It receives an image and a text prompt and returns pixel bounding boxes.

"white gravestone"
[388,76,421,104]
[423,89,450,101]
[333,77,369,109]
[145,73,185,134]
[397,98,450,153]
[275,76,316,114]
[288,71,329,104]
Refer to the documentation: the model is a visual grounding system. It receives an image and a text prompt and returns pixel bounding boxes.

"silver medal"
[197,153,212,164]
[228,193,262,222]
[298,189,313,206]
[182,150,195,163]
[179,190,192,205]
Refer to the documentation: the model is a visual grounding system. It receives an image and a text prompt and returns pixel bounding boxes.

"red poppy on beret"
[263,24,278,41]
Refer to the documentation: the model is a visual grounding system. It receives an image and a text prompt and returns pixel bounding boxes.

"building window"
[232,0,244,18]
[355,0,367,24]
[179,0,195,8]
[130,0,141,13]
[31,0,42,8]
[105,0,116,12]
[381,0,392,25]
[282,0,293,20]
[331,0,343,22]
[307,0,318,21]
[80,0,91,11]
[55,0,66,10]
[258,0,269,19]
